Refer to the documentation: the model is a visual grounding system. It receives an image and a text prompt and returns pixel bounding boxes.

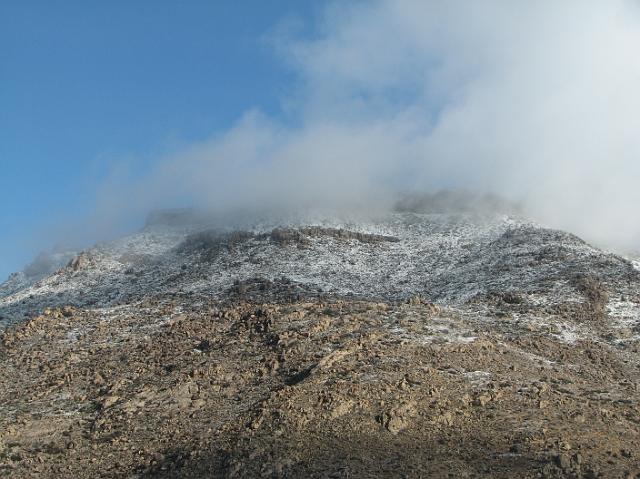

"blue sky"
[0,1,324,280]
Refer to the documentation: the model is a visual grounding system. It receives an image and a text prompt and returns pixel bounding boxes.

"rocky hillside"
[1,205,640,478]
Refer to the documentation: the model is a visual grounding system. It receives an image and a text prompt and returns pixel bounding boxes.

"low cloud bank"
[91,0,640,251]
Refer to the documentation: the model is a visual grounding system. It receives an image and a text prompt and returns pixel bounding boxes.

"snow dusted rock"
[0,249,77,299]
[1,210,639,334]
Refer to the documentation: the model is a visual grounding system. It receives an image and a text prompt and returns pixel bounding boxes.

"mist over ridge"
[81,0,640,258]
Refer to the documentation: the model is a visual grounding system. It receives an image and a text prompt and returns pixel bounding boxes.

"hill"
[1,206,640,477]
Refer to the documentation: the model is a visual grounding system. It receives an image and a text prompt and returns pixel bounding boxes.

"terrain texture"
[1,203,640,478]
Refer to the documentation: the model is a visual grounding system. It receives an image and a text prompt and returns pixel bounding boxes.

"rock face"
[1,210,640,478]
[144,208,202,228]
[2,211,637,329]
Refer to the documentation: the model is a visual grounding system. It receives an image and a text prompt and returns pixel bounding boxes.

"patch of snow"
[463,370,492,386]
[553,323,581,344]
[606,297,640,327]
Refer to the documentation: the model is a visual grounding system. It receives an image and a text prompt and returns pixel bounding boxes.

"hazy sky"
[2,0,640,280]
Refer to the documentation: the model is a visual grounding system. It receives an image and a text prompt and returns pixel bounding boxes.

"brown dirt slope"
[1,297,640,478]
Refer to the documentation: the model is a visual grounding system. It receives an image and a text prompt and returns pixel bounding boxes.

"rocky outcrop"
[144,208,200,228]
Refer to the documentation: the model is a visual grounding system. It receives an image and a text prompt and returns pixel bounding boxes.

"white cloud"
[99,0,640,249]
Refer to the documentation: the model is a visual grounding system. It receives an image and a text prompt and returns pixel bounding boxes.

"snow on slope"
[1,212,639,336]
